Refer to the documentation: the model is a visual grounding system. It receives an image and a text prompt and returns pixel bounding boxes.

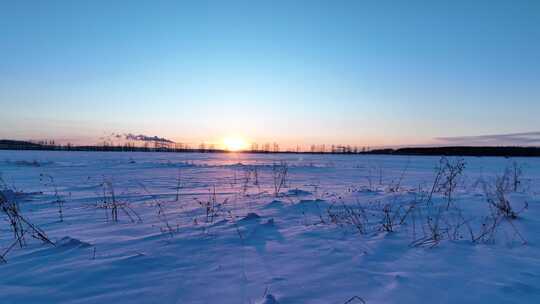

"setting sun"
[223,136,248,151]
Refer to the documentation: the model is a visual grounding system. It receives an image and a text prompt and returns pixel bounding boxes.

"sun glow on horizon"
[223,136,248,151]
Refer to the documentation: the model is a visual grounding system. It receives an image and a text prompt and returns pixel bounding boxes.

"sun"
[223,136,248,151]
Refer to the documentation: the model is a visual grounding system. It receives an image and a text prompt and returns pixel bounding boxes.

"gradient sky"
[1,0,539,148]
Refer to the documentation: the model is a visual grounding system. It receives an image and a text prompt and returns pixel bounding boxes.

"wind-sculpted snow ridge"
[2,159,55,167]
[0,150,539,303]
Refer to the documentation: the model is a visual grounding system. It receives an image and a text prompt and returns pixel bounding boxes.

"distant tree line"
[0,140,225,153]
[367,146,540,157]
[1,139,540,157]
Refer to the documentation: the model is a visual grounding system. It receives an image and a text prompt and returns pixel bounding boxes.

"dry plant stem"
[175,168,182,202]
[343,295,367,304]
[389,158,410,192]
[272,161,289,197]
[40,174,65,222]
[99,180,142,223]
[139,183,174,236]
[194,186,228,226]
[0,186,54,263]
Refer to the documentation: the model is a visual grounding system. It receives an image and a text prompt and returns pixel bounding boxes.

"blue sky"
[1,0,539,148]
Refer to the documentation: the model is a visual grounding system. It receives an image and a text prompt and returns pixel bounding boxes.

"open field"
[1,151,539,303]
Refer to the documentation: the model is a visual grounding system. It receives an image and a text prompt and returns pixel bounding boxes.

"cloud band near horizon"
[435,132,540,146]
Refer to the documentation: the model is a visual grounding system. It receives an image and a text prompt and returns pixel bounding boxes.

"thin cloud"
[435,132,540,146]
[123,133,174,143]
[105,132,175,144]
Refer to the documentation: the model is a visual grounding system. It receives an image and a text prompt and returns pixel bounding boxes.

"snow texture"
[0,151,539,303]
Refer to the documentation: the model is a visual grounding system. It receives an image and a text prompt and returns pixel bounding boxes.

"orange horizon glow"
[222,136,249,151]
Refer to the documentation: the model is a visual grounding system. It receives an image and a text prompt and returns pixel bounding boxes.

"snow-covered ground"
[1,151,539,304]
